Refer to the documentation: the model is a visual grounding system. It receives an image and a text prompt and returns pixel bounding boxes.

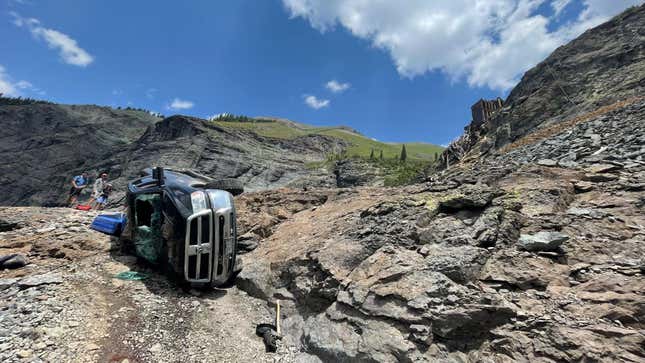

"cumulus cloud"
[0,66,19,96]
[11,12,94,67]
[325,79,351,93]
[304,94,330,109]
[282,0,642,91]
[167,98,195,110]
[0,65,43,96]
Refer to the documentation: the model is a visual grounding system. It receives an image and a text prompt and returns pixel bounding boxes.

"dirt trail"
[0,207,296,363]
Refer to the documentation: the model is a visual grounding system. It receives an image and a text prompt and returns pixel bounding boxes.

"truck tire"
[204,179,244,196]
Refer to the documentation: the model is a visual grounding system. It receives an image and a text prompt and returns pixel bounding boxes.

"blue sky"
[0,0,640,144]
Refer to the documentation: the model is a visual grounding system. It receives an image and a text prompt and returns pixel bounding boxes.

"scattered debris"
[114,271,149,281]
[256,324,281,353]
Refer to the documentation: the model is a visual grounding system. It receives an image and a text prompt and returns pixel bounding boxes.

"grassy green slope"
[212,119,443,161]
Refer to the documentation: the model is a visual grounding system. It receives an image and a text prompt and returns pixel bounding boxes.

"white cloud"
[112,89,122,96]
[167,98,195,110]
[304,94,330,109]
[15,80,33,89]
[0,65,43,96]
[11,12,94,67]
[551,0,573,15]
[282,0,642,91]
[0,66,19,96]
[325,79,351,93]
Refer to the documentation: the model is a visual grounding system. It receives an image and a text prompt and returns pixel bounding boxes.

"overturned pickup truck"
[119,167,243,286]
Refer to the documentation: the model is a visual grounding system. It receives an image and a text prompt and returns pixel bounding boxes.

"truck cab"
[123,167,242,286]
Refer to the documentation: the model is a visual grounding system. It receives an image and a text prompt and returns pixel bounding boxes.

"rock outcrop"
[0,106,347,206]
[444,5,644,165]
[230,6,645,362]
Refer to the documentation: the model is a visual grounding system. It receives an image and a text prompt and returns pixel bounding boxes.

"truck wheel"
[204,179,244,196]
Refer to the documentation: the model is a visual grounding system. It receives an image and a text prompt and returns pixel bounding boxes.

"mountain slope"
[1,101,440,206]
[213,117,443,161]
[0,104,160,206]
[445,4,644,164]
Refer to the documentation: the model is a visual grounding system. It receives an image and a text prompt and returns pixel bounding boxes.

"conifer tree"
[400,144,407,162]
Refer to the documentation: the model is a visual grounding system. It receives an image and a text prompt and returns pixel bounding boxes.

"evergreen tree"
[369,149,374,160]
[379,150,383,160]
[400,144,407,162]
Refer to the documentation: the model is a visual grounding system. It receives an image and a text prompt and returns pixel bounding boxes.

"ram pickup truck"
[120,167,243,286]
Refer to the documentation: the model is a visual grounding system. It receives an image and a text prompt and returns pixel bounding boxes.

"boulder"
[0,253,28,269]
[537,159,558,167]
[585,163,622,174]
[583,173,619,182]
[235,260,274,300]
[438,184,499,211]
[18,273,63,288]
[517,231,569,252]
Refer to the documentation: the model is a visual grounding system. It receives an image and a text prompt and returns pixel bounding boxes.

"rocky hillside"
[0,5,643,363]
[0,104,358,206]
[1,100,443,207]
[445,4,644,164]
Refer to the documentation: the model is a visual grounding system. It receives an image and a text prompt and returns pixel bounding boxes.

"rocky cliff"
[0,104,347,206]
[444,5,644,165]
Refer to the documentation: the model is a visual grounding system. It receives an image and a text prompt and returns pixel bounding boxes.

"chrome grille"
[184,209,213,283]
[212,208,235,284]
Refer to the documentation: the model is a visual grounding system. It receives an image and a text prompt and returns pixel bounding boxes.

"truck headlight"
[190,191,208,213]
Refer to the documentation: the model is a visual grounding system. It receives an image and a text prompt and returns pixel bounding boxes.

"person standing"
[95,183,113,210]
[67,172,88,206]
[89,172,108,208]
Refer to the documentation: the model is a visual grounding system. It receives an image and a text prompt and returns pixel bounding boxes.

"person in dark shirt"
[67,172,89,207]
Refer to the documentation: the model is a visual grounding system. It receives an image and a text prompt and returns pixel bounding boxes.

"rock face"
[444,5,645,164]
[234,159,644,361]
[229,6,645,362]
[0,106,347,206]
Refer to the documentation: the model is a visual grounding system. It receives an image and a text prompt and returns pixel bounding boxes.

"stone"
[517,231,569,252]
[0,254,28,269]
[0,277,19,290]
[149,343,162,353]
[16,350,32,358]
[537,159,557,167]
[438,184,499,211]
[235,260,274,300]
[583,173,619,182]
[0,219,19,232]
[18,273,63,288]
[585,163,622,173]
[573,181,594,193]
[566,207,603,218]
[409,324,433,345]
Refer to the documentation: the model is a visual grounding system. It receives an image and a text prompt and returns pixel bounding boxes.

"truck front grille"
[212,209,235,283]
[184,210,213,283]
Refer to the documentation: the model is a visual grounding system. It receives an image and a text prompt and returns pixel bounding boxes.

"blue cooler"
[90,213,127,236]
